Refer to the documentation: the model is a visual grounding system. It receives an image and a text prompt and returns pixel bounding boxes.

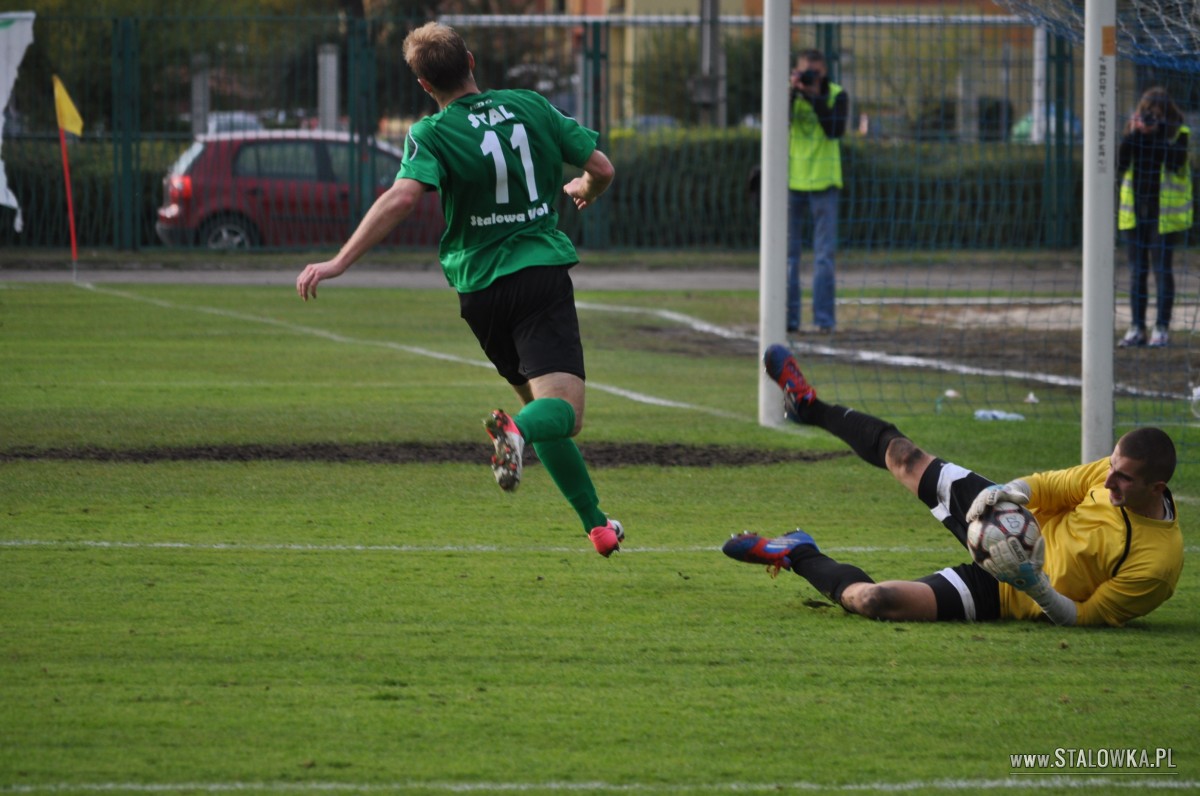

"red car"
[156,130,444,250]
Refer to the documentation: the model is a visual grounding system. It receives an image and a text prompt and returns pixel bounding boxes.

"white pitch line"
[576,299,1189,401]
[80,282,1177,407]
[77,284,742,421]
[0,539,953,555]
[2,777,1197,793]
[5,539,1200,556]
[847,296,1084,306]
[576,301,755,342]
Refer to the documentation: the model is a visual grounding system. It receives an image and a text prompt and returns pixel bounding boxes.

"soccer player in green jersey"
[296,22,623,557]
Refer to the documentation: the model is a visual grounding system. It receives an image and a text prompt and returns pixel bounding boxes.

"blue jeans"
[1126,220,1176,330]
[787,188,839,330]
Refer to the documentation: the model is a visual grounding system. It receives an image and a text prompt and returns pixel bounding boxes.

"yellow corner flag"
[52,74,83,264]
[52,74,83,136]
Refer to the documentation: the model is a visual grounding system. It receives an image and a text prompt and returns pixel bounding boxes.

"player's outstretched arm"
[296,178,427,301]
[1022,576,1078,626]
[563,149,615,210]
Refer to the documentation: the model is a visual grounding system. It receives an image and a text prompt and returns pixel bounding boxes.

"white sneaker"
[1149,327,1169,348]
[1118,326,1146,348]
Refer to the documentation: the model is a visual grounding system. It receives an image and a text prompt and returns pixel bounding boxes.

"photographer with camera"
[1116,86,1192,349]
[786,50,849,335]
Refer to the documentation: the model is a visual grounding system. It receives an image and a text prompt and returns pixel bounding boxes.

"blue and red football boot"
[722,529,818,576]
[762,344,817,421]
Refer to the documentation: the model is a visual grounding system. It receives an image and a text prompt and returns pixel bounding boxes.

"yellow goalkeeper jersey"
[1000,458,1183,626]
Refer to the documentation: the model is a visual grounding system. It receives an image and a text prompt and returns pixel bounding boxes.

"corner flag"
[52,74,82,265]
[52,74,83,136]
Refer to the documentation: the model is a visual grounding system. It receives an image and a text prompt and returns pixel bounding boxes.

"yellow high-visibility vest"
[789,83,844,192]
[1118,124,1193,233]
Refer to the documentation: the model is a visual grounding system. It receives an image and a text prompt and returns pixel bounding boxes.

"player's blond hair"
[403,22,472,94]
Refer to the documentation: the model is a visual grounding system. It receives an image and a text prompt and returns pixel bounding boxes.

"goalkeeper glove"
[980,529,1045,590]
[966,479,1031,524]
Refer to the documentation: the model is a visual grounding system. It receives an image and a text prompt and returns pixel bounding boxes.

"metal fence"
[0,9,1194,252]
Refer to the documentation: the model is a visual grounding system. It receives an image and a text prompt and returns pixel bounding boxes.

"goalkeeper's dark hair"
[1118,427,1176,485]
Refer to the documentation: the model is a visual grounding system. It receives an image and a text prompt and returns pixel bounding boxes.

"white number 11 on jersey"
[480,124,539,205]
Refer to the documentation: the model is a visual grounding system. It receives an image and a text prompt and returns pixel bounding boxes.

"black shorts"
[918,565,1001,621]
[459,265,585,386]
[914,458,1002,621]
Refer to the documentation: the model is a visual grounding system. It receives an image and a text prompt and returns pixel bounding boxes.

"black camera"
[798,68,820,87]
[1140,112,1159,126]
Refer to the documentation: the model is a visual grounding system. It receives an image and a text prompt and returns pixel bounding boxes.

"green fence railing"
[0,11,1193,252]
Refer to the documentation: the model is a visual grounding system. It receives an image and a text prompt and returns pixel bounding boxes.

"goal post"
[758,0,790,426]
[1080,0,1117,462]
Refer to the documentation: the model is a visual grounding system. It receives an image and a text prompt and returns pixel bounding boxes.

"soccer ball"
[966,500,1041,570]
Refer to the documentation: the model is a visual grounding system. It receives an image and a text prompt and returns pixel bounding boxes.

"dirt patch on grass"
[0,441,848,468]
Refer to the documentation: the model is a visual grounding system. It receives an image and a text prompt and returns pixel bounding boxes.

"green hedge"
[605,127,761,249]
[604,129,1083,250]
[842,141,1074,250]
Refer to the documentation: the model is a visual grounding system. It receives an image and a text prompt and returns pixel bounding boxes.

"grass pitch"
[0,278,1197,795]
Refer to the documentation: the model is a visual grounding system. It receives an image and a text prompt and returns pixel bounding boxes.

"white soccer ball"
[966,500,1042,571]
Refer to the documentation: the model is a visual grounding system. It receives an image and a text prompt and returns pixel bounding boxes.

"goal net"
[994,0,1200,73]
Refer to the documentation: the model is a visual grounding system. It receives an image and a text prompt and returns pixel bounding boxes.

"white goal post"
[758,1,790,427]
[1080,0,1117,462]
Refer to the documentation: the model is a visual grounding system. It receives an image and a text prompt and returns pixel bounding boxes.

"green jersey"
[398,89,599,293]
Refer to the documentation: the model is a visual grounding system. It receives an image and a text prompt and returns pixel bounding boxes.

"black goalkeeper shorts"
[914,458,1003,621]
[918,565,1001,621]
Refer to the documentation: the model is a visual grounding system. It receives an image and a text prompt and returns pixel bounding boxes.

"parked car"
[205,111,264,134]
[156,130,444,250]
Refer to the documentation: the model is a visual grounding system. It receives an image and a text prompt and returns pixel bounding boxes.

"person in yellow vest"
[1116,87,1192,348]
[786,49,848,334]
[723,345,1183,628]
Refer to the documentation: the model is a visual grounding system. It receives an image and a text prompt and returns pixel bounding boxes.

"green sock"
[513,397,576,443]
[514,399,607,533]
[532,438,608,533]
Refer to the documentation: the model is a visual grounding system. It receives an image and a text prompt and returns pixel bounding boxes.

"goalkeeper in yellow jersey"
[723,344,1183,627]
